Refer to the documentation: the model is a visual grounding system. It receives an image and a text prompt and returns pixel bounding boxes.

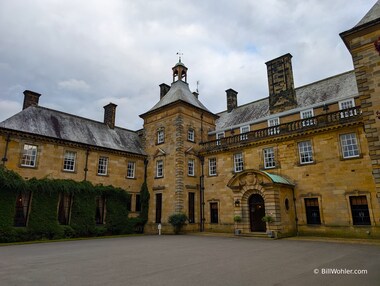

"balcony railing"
[201,107,362,152]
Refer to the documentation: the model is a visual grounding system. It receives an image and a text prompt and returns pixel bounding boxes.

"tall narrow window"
[340,133,359,159]
[263,148,276,169]
[216,132,225,146]
[188,159,195,176]
[304,198,321,225]
[63,151,76,172]
[350,196,371,225]
[210,202,218,224]
[58,193,72,225]
[14,191,32,227]
[156,160,164,178]
[135,194,141,212]
[300,109,314,127]
[240,125,250,140]
[298,141,313,164]
[21,144,38,167]
[155,193,162,223]
[157,129,165,144]
[234,153,244,172]
[188,192,195,223]
[97,156,109,175]
[209,158,217,176]
[95,195,106,224]
[127,161,135,178]
[268,118,280,135]
[188,129,195,142]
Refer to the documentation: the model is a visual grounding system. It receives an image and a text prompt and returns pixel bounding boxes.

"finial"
[176,52,183,63]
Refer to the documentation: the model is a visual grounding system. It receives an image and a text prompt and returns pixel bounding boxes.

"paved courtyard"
[0,235,379,286]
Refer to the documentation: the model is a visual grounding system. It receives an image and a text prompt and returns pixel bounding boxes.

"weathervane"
[176,52,183,63]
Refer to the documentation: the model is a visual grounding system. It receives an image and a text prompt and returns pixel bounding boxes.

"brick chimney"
[266,53,297,114]
[159,83,170,99]
[226,88,238,112]
[23,90,41,110]
[103,103,117,129]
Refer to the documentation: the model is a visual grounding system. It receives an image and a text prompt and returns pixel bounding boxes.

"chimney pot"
[103,103,117,129]
[192,91,199,99]
[23,90,41,110]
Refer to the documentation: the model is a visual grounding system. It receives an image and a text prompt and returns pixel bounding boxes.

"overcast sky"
[0,0,376,130]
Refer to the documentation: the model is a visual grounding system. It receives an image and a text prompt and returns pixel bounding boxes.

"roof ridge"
[29,106,139,134]
[294,70,354,91]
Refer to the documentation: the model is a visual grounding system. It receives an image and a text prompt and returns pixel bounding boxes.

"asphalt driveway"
[0,235,379,286]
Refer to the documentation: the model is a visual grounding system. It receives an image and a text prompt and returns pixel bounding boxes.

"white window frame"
[188,159,195,176]
[263,148,276,169]
[339,98,356,118]
[209,158,217,176]
[188,129,195,142]
[157,130,165,144]
[300,109,315,127]
[240,125,250,140]
[97,156,109,175]
[156,160,164,178]
[268,118,280,135]
[63,151,76,172]
[21,144,38,167]
[234,153,244,173]
[340,133,360,159]
[127,161,136,178]
[216,132,225,146]
[298,141,314,165]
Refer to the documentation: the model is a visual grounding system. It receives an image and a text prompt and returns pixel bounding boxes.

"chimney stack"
[192,91,199,99]
[103,103,117,129]
[226,88,238,112]
[23,90,41,110]
[159,83,170,99]
[265,53,297,114]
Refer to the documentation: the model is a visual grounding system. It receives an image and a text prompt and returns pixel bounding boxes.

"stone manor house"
[1,2,380,238]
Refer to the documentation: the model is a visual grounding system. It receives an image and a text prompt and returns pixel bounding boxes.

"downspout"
[1,133,11,166]
[84,148,90,181]
[292,187,299,236]
[199,155,205,232]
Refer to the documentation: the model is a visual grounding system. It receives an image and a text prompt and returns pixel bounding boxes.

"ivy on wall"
[0,166,146,243]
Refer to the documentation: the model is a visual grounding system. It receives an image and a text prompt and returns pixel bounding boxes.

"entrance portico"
[227,169,296,237]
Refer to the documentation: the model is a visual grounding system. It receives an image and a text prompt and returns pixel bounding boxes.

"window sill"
[297,161,316,167]
[340,154,363,161]
[155,176,164,179]
[62,169,77,174]
[125,176,137,180]
[97,174,109,177]
[20,164,38,169]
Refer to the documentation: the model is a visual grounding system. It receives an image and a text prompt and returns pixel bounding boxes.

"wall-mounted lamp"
[234,199,240,207]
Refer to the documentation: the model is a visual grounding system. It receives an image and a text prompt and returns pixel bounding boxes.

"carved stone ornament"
[375,37,380,55]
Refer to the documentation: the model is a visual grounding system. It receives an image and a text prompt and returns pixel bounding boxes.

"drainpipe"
[292,187,299,236]
[1,133,11,166]
[199,155,205,232]
[200,113,204,143]
[84,148,90,181]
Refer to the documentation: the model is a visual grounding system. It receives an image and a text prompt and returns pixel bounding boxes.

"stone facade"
[1,2,380,238]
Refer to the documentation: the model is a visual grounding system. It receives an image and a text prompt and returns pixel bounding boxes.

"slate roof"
[215,70,358,131]
[0,106,145,155]
[143,80,212,115]
[355,0,380,27]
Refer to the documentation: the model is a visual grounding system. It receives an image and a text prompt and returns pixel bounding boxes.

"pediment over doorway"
[227,169,294,192]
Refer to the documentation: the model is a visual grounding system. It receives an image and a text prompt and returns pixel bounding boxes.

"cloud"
[58,79,91,92]
[0,0,377,130]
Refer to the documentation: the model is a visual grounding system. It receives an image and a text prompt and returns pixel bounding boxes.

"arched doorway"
[249,194,266,232]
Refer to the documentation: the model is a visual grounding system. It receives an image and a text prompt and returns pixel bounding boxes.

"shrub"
[168,213,188,234]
